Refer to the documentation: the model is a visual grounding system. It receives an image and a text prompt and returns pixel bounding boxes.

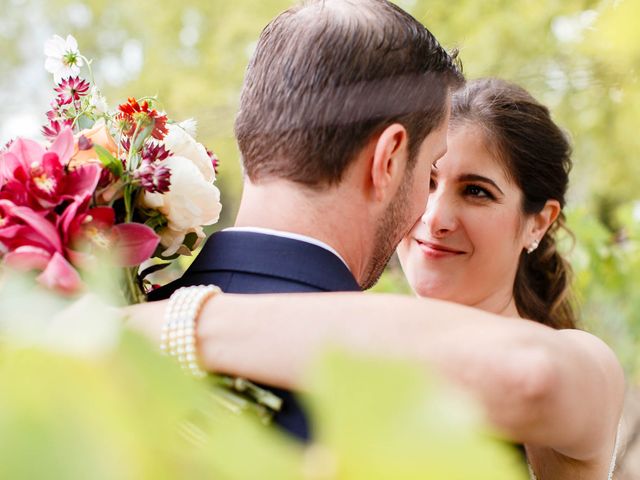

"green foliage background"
[2,0,640,379]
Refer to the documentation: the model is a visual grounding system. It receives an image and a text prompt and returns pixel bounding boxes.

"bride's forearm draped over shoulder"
[126,292,624,463]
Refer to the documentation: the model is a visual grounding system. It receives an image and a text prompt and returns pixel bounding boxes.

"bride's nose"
[422,191,458,237]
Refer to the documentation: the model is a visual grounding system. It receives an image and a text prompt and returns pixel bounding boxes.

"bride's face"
[397,123,531,314]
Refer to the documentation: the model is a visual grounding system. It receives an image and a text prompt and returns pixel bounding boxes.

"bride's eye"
[464,184,494,200]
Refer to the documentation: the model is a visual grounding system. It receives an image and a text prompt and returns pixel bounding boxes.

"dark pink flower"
[42,118,74,139]
[207,149,220,175]
[65,205,160,267]
[120,137,131,152]
[134,160,171,193]
[37,252,82,293]
[111,223,161,266]
[54,76,90,105]
[96,168,115,191]
[0,199,80,294]
[77,134,93,151]
[26,152,66,206]
[0,172,38,209]
[142,142,170,163]
[1,128,100,209]
[0,200,61,255]
[65,205,115,250]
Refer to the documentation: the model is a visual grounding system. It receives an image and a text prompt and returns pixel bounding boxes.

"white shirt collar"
[223,226,349,268]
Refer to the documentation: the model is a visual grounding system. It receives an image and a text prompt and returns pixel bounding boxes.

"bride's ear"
[526,199,561,245]
[370,123,409,202]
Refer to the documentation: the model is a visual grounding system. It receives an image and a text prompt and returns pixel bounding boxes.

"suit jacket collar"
[189,231,361,292]
[223,226,349,268]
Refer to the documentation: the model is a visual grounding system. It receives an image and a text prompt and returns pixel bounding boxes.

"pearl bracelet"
[160,285,221,378]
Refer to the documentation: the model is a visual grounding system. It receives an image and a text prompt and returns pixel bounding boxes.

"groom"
[149,0,463,440]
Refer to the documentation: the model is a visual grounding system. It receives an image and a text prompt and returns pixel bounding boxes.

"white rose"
[143,155,221,256]
[163,124,215,182]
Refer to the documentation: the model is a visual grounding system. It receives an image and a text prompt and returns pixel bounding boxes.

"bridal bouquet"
[0,35,222,303]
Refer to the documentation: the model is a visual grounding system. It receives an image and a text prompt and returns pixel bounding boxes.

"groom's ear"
[370,123,409,202]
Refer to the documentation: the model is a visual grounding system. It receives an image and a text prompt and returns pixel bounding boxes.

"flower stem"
[124,183,133,222]
[80,55,95,86]
[127,123,142,171]
[123,266,144,305]
[70,104,93,129]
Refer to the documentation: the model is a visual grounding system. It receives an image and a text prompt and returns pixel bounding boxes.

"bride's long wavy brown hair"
[450,78,577,330]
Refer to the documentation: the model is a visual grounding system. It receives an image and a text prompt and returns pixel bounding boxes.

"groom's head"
[235,0,463,288]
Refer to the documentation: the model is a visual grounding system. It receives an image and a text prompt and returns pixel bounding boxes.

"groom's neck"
[235,178,373,284]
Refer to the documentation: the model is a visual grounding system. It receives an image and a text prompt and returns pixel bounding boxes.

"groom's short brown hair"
[235,0,463,187]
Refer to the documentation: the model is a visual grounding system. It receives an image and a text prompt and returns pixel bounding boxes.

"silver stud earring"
[526,240,539,254]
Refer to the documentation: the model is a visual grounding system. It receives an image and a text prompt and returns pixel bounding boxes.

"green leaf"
[93,144,124,177]
[304,349,528,480]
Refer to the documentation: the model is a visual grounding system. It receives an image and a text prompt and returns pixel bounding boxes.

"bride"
[128,79,624,480]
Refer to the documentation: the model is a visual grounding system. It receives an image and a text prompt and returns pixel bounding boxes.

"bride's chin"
[411,282,457,301]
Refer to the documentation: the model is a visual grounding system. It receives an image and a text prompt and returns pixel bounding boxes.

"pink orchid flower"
[0,128,101,210]
[0,197,160,293]
[60,200,160,268]
[0,128,160,294]
[0,199,81,294]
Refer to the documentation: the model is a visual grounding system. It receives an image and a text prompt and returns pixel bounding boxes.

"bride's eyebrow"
[458,173,504,195]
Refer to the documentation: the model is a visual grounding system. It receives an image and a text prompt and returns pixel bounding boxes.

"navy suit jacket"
[148,230,361,441]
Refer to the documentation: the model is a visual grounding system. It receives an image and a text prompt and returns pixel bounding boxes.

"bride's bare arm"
[126,292,624,462]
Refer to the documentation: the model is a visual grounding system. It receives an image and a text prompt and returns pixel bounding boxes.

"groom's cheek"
[412,173,430,218]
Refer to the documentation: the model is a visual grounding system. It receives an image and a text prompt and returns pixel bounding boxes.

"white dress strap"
[607,422,622,480]
[527,422,622,480]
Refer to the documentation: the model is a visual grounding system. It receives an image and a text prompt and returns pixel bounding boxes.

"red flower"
[66,206,117,253]
[116,97,168,141]
[54,76,90,105]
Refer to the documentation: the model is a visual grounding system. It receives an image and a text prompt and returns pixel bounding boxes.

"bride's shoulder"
[558,328,625,438]
[558,329,623,369]
[557,329,624,395]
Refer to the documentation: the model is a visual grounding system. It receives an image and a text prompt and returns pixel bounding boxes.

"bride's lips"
[416,240,465,259]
